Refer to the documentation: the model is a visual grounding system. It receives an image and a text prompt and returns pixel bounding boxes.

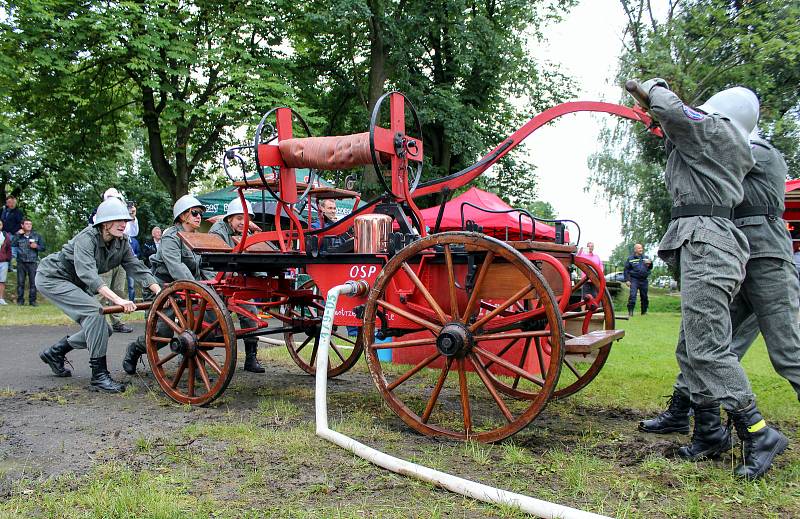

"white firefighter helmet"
[103,187,124,201]
[94,198,133,226]
[172,194,206,223]
[225,197,254,219]
[697,87,759,139]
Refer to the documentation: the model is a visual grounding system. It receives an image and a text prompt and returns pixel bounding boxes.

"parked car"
[605,271,626,283]
[604,271,625,297]
[653,275,678,290]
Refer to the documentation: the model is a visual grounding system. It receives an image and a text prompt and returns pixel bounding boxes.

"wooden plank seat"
[231,235,280,253]
[178,232,231,252]
[505,240,577,254]
[564,329,625,354]
[308,186,360,200]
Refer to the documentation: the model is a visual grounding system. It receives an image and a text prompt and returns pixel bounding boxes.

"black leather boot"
[639,390,691,433]
[729,402,788,480]
[39,336,74,377]
[677,405,732,461]
[243,340,265,373]
[89,356,126,393]
[122,336,147,375]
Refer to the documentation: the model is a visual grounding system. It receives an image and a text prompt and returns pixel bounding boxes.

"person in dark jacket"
[12,219,45,306]
[623,243,653,317]
[2,195,24,269]
[36,198,161,393]
[140,226,161,267]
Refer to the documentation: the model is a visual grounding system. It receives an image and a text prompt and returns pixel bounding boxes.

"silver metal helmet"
[103,187,124,201]
[697,87,759,140]
[225,197,254,219]
[172,194,206,223]
[94,198,133,226]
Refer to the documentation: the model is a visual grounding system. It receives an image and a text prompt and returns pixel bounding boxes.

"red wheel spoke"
[371,336,436,349]
[563,357,582,379]
[156,311,183,335]
[184,291,195,331]
[295,335,314,353]
[167,296,188,330]
[170,357,188,389]
[309,341,319,368]
[330,342,347,364]
[422,357,452,424]
[332,332,356,345]
[198,341,226,349]
[401,262,449,324]
[457,357,472,434]
[187,357,195,397]
[196,358,212,392]
[193,299,208,333]
[473,346,544,387]
[196,319,220,341]
[377,299,442,334]
[469,353,514,423]
[473,330,550,342]
[512,339,533,389]
[534,337,547,378]
[469,283,534,333]
[481,338,519,371]
[443,244,460,320]
[386,351,440,391]
[197,349,223,375]
[156,351,179,367]
[462,251,496,320]
[151,336,171,344]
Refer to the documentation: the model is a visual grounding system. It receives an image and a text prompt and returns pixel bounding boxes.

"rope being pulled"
[279,132,389,170]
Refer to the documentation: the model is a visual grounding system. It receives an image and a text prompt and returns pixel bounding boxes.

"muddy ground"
[1,324,797,517]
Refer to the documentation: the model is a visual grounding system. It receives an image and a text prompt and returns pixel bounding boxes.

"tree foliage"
[590,0,800,246]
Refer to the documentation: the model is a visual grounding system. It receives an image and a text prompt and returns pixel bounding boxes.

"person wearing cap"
[208,197,265,373]
[637,79,787,479]
[35,198,161,393]
[640,128,798,475]
[123,194,213,374]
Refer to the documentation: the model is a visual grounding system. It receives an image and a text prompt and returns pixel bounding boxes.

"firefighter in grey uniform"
[208,197,265,373]
[36,198,161,392]
[123,194,213,374]
[637,79,787,480]
[640,130,800,466]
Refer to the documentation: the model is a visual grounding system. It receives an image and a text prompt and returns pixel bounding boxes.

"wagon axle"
[169,330,199,357]
[436,323,474,358]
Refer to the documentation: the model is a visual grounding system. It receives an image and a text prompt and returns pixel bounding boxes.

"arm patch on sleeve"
[682,105,706,121]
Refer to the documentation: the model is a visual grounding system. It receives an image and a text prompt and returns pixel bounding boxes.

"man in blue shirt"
[623,243,653,317]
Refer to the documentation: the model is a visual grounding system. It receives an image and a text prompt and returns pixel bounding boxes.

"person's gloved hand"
[641,78,669,94]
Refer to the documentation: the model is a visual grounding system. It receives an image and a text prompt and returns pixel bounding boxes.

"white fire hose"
[314,281,612,519]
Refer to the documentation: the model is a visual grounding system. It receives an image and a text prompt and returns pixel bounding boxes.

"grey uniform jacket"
[38,226,157,294]
[649,87,754,266]
[208,220,236,248]
[149,224,213,282]
[734,138,792,262]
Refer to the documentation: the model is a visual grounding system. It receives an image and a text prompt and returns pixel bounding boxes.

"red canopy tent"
[784,180,800,248]
[419,187,559,241]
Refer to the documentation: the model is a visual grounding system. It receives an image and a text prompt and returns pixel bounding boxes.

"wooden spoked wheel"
[362,232,565,442]
[145,280,237,406]
[552,261,615,399]
[284,279,364,378]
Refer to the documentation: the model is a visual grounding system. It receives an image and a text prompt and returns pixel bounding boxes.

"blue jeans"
[127,275,136,301]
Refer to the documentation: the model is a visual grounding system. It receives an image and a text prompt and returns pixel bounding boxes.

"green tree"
[288,0,576,205]
[1,0,295,201]
[590,0,800,246]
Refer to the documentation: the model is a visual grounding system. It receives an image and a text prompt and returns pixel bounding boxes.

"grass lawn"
[1,290,798,518]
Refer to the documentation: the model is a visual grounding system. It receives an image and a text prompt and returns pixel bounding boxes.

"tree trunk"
[363,0,389,195]
[141,86,179,200]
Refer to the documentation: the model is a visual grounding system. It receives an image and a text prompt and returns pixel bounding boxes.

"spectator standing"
[140,226,162,267]
[12,218,45,306]
[576,241,603,299]
[623,243,652,317]
[0,220,11,304]
[311,199,337,230]
[1,195,24,265]
[127,236,141,300]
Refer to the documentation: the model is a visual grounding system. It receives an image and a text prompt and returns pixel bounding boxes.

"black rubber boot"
[729,402,789,480]
[628,308,634,318]
[39,336,74,377]
[243,340,265,373]
[676,405,732,461]
[89,356,126,393]
[639,390,691,434]
[122,337,147,375]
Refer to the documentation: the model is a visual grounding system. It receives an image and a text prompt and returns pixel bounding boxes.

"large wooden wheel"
[362,232,565,443]
[145,280,237,406]
[552,260,615,399]
[283,279,364,378]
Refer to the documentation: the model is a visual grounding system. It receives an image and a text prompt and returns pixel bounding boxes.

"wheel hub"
[170,330,198,356]
[436,323,472,358]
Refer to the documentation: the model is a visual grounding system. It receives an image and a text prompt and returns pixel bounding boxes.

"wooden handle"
[101,302,152,315]
[625,80,651,110]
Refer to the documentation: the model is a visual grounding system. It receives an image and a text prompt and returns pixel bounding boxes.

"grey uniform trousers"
[35,275,112,358]
[98,265,127,327]
[675,256,800,401]
[675,240,754,410]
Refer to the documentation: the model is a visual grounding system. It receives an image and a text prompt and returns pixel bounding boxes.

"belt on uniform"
[733,204,779,219]
[670,204,734,220]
